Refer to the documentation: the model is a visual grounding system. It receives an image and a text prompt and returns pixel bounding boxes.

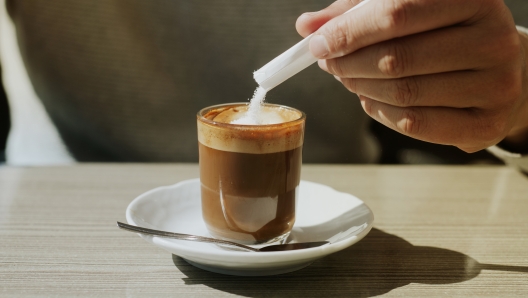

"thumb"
[296,0,362,38]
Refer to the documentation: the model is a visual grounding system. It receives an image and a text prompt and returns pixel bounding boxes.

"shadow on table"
[173,228,528,297]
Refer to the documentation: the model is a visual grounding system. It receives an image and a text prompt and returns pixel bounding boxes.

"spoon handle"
[117,222,259,252]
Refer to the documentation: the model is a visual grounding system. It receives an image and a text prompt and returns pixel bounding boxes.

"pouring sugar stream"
[230,0,371,125]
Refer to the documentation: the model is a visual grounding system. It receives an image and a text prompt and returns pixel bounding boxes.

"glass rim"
[197,102,306,129]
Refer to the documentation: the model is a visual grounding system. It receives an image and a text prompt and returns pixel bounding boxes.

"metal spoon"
[117,221,328,252]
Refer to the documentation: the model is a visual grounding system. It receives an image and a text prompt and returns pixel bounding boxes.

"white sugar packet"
[253,0,372,91]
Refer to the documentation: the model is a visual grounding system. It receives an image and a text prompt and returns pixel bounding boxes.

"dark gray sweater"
[6,0,528,162]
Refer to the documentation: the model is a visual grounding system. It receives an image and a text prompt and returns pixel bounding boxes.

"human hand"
[296,0,528,153]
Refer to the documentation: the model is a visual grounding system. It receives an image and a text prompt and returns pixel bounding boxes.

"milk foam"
[212,105,298,125]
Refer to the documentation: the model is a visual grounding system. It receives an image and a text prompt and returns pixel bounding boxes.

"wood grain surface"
[1,164,527,297]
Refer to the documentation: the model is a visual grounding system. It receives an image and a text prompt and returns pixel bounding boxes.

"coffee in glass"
[197,103,305,244]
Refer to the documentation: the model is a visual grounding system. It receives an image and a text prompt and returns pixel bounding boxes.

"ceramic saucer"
[126,179,374,276]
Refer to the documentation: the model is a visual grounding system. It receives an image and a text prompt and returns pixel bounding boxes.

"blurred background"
[1,0,526,165]
[1,0,75,165]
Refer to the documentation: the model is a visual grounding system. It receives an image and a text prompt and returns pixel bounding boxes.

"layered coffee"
[197,103,305,244]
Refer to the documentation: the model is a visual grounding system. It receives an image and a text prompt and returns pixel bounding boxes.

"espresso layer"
[199,143,301,243]
[198,104,304,154]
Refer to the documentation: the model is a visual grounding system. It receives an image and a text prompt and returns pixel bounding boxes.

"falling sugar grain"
[230,86,268,125]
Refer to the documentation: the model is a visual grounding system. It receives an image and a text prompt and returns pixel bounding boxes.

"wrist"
[501,27,528,154]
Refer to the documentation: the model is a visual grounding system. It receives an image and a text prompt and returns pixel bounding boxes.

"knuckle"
[326,18,354,54]
[379,0,411,32]
[479,69,521,109]
[498,71,522,102]
[487,120,509,141]
[325,58,346,77]
[479,0,510,20]
[472,110,508,144]
[399,108,426,136]
[341,78,357,93]
[360,97,373,115]
[378,41,410,77]
[390,77,419,107]
[499,33,521,61]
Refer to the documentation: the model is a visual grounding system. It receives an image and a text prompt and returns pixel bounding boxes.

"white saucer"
[126,179,374,276]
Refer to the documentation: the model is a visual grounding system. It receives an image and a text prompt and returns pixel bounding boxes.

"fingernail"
[298,12,317,25]
[333,75,342,82]
[310,35,329,58]
[300,12,317,18]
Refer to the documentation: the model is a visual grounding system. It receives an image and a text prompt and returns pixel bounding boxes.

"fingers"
[358,96,507,152]
[296,0,362,38]
[337,70,513,109]
[310,0,495,59]
[319,25,508,79]
[307,0,522,152]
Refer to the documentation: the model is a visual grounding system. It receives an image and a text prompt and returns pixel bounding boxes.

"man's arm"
[296,0,528,157]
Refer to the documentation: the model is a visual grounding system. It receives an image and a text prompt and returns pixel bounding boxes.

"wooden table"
[1,164,527,297]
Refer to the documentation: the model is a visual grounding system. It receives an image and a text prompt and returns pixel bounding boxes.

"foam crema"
[215,105,300,125]
[197,103,305,154]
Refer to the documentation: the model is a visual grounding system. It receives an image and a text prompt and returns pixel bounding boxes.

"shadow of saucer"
[173,228,528,297]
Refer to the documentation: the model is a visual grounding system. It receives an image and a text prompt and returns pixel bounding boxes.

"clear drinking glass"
[197,103,306,244]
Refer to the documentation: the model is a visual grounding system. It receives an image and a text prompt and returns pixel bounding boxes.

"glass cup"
[197,103,305,244]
